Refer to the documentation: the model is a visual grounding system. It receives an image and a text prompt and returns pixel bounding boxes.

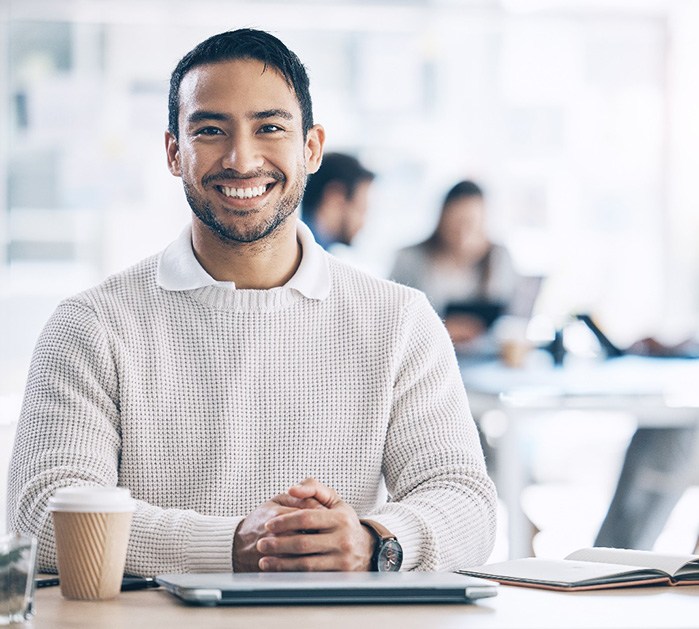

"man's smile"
[211,180,279,208]
[217,184,270,199]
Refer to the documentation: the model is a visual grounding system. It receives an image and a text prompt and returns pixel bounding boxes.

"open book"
[458,548,699,591]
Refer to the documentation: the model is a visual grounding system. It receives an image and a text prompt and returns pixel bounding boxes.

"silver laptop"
[155,571,498,605]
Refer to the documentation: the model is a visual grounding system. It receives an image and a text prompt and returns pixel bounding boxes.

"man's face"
[166,59,324,244]
[338,180,371,246]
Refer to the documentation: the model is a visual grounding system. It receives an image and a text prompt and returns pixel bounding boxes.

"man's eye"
[196,127,223,136]
[259,124,282,134]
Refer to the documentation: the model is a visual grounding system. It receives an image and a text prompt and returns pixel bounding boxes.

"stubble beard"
[184,170,306,245]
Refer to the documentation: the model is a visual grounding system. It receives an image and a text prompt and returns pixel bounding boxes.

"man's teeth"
[220,185,268,199]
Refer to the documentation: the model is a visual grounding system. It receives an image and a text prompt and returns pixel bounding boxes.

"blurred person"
[390,180,519,349]
[595,336,699,551]
[8,29,496,577]
[302,152,375,251]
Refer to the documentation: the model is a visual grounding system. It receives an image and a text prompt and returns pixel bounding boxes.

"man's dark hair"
[443,180,483,206]
[168,28,314,139]
[301,152,375,224]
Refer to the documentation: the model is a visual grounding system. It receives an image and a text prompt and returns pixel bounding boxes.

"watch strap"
[359,518,397,542]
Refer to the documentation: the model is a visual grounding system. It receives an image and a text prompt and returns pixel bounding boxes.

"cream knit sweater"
[9,249,496,576]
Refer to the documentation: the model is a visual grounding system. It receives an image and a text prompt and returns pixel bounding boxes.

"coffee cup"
[48,486,135,601]
[500,338,532,368]
[494,315,532,368]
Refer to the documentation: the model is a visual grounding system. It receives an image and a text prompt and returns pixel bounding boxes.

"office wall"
[1,0,698,420]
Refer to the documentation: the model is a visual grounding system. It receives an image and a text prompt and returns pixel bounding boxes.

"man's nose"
[221,135,264,173]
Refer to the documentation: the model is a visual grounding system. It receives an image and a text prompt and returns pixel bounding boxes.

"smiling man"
[8,29,496,576]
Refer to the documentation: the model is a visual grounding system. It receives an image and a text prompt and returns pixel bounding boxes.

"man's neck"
[191,218,302,289]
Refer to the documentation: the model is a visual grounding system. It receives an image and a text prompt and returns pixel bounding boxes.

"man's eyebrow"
[186,111,230,124]
[250,109,294,121]
[185,109,294,125]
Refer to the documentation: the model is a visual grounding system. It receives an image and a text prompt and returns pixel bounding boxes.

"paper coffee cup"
[500,339,531,368]
[494,315,532,368]
[48,487,135,601]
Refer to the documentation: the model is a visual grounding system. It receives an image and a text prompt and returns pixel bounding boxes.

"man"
[8,29,496,577]
[301,152,375,250]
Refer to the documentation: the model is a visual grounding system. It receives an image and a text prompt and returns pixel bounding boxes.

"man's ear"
[165,130,181,177]
[305,124,325,175]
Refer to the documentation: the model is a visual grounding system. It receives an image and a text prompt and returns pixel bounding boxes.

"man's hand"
[257,478,375,572]
[233,493,324,572]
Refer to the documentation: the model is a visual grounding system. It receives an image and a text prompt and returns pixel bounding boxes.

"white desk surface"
[32,581,699,629]
[460,354,699,417]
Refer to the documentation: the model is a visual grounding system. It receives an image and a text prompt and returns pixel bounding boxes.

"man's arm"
[7,300,239,576]
[367,292,497,571]
[235,293,497,573]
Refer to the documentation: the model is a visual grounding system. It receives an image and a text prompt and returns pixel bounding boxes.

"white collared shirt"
[156,219,330,300]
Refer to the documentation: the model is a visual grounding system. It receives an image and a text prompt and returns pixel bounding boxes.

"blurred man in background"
[301,152,375,251]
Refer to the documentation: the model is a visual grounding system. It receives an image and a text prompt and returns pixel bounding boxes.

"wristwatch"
[360,519,403,572]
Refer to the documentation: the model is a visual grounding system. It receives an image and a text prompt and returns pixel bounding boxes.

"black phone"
[35,576,159,590]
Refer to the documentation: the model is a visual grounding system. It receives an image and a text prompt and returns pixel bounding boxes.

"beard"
[183,167,306,244]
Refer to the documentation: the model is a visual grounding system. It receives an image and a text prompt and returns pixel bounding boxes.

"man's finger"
[265,506,339,534]
[287,478,339,508]
[257,531,335,557]
[272,493,325,510]
[259,551,349,572]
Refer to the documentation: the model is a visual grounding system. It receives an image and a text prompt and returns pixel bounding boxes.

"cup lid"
[48,486,135,513]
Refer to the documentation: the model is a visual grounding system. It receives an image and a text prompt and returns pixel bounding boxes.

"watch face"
[377,539,403,572]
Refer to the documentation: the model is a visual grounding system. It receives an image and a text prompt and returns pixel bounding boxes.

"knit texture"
[8,251,496,576]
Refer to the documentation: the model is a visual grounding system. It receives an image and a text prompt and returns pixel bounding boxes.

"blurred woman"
[391,180,518,346]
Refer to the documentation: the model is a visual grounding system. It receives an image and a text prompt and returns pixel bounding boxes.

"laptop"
[444,300,505,329]
[444,275,544,330]
[155,571,498,606]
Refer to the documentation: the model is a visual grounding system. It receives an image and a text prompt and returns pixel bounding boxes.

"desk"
[460,354,699,558]
[31,581,699,629]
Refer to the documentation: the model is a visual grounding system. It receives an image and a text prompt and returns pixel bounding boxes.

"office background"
[2,0,699,554]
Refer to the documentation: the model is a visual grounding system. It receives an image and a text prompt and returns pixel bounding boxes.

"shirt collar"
[156,219,330,300]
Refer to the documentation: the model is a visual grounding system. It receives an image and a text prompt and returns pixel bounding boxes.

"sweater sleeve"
[7,300,240,576]
[366,292,497,571]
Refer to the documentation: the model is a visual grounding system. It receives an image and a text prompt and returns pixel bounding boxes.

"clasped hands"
[233,478,374,572]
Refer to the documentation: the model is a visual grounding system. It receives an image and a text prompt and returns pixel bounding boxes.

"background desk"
[460,355,699,558]
[32,581,699,629]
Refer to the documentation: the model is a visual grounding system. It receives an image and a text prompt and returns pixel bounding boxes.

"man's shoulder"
[68,254,161,310]
[327,255,427,308]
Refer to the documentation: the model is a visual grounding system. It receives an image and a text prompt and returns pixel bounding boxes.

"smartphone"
[35,576,158,590]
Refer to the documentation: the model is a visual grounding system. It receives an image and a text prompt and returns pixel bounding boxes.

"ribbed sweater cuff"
[186,515,243,572]
[367,512,424,571]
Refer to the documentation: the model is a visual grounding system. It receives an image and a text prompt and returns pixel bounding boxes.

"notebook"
[155,571,498,605]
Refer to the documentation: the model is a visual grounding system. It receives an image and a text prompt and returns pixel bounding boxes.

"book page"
[566,548,698,576]
[462,558,661,586]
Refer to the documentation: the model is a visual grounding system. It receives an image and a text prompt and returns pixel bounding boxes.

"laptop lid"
[155,571,498,606]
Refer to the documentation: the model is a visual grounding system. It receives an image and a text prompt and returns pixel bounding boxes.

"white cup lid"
[48,486,135,513]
